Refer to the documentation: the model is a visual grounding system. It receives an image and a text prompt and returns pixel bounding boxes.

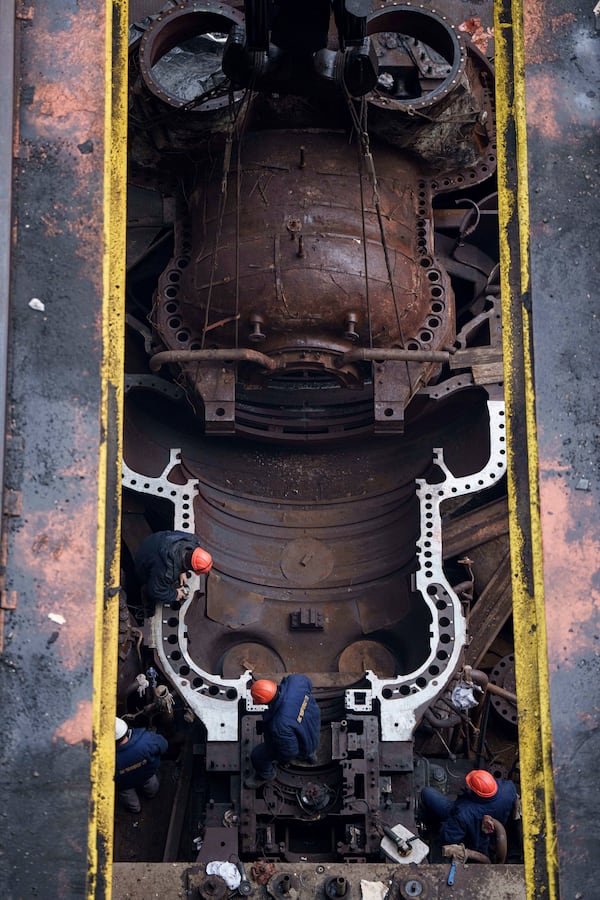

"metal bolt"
[343,313,360,342]
[248,313,266,343]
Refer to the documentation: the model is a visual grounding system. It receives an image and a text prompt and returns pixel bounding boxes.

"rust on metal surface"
[117,0,518,886]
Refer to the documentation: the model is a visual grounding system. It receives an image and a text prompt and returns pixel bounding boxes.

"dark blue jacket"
[134,530,202,604]
[441,779,517,853]
[262,675,321,762]
[115,728,168,790]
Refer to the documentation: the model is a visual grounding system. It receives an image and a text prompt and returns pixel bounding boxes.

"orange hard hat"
[250,679,277,704]
[466,769,498,799]
[191,547,213,574]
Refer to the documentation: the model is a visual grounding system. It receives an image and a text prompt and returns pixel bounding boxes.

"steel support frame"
[0,0,597,897]
[0,2,128,898]
[496,1,599,897]
[495,4,558,895]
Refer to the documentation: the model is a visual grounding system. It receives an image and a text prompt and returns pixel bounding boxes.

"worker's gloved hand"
[481,814,495,834]
[442,843,467,862]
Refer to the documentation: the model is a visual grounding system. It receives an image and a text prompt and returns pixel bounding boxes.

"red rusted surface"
[522,0,599,894]
[1,0,110,896]
[539,454,597,655]
[16,508,99,674]
[53,699,94,745]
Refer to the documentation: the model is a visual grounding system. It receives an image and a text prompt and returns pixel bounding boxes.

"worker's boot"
[244,771,276,789]
[284,750,319,768]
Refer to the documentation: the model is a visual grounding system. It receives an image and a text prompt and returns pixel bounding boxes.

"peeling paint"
[53,699,94,744]
[522,6,576,65]
[538,461,599,667]
[525,73,562,140]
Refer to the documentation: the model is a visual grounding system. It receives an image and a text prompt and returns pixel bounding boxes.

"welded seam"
[87,2,129,898]
[495,0,558,897]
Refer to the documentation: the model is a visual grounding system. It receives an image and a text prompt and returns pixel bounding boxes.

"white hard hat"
[115,717,128,741]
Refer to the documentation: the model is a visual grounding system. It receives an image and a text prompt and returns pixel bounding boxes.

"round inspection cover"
[401,878,428,898]
[338,640,398,677]
[221,642,286,679]
[280,537,334,585]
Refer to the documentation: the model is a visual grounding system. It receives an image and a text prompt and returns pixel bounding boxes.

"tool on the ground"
[234,857,253,896]
[447,858,457,885]
[381,824,418,857]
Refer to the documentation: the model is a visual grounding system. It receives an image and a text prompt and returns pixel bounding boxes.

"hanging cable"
[200,85,254,351]
[356,97,373,350]
[343,87,413,391]
[232,84,256,350]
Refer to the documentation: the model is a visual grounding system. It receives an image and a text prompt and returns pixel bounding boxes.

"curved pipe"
[470,668,489,690]
[149,348,278,372]
[423,707,462,730]
[466,848,492,864]
[443,844,490,864]
[486,816,508,864]
[336,348,450,366]
[471,667,517,705]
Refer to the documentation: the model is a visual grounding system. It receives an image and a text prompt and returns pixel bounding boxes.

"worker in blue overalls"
[114,716,169,813]
[245,675,321,789]
[420,769,517,858]
[134,530,212,606]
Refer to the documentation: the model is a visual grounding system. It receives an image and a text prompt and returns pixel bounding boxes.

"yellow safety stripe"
[88,2,128,897]
[495,1,558,896]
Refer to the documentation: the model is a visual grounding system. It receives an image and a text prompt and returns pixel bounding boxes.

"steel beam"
[0,2,127,898]
[496,1,598,897]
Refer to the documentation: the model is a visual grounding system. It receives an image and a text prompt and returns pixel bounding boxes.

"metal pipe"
[465,848,492,864]
[443,844,491,864]
[475,692,491,769]
[424,707,462,730]
[149,348,278,372]
[486,682,518,705]
[485,816,508,864]
[471,667,517,705]
[470,668,489,690]
[336,347,450,366]
[333,876,348,896]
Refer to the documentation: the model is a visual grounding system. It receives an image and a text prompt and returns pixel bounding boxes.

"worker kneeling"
[245,675,321,790]
[134,530,213,607]
[420,769,517,860]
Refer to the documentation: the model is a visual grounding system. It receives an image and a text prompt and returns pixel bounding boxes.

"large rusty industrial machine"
[116,0,522,885]
[4,0,598,897]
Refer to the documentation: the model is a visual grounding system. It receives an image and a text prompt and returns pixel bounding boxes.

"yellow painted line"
[87,1,129,897]
[495,1,558,896]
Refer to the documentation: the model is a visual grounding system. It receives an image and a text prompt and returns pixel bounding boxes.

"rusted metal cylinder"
[325,875,350,897]
[365,4,495,176]
[138,2,244,111]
